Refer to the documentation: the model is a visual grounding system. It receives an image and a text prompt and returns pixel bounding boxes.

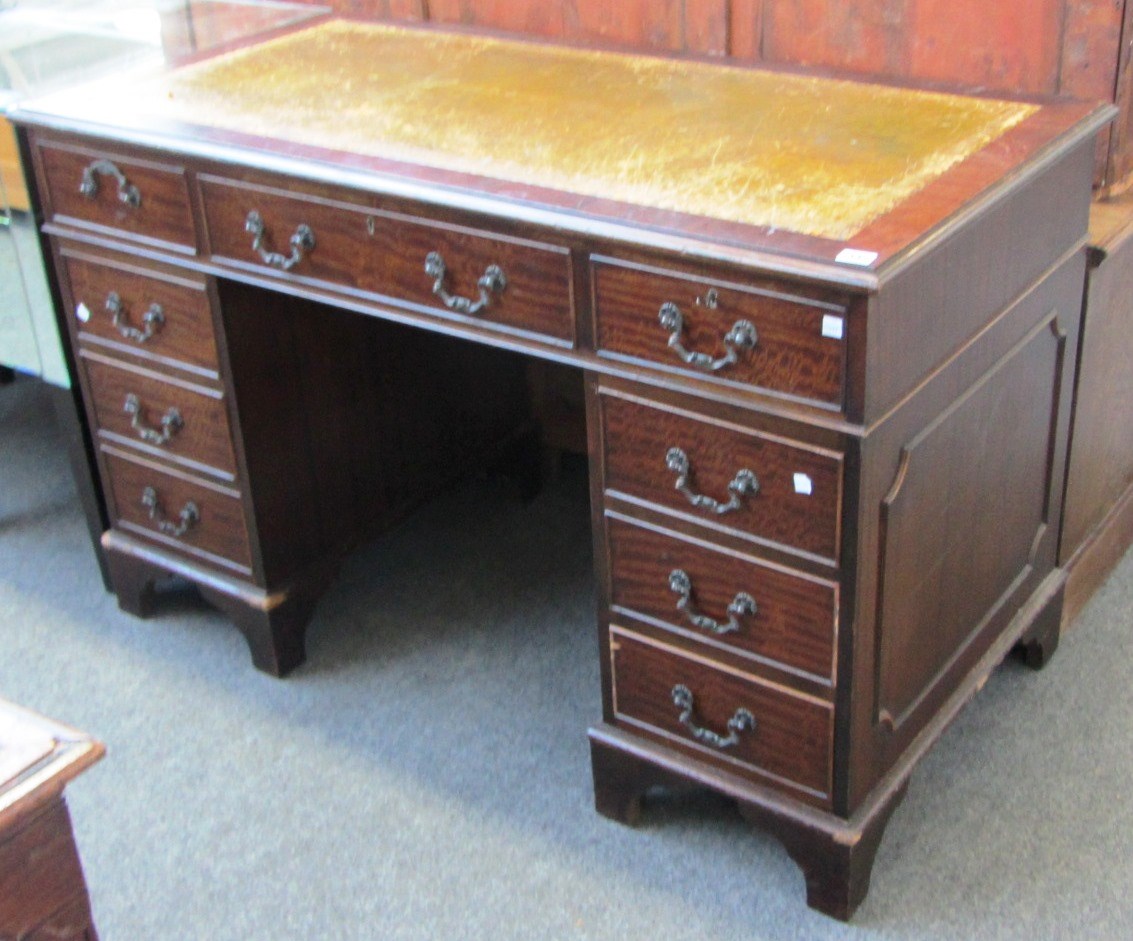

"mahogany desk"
[12,19,1112,918]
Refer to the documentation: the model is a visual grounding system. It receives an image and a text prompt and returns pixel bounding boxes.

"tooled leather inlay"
[152,20,1036,240]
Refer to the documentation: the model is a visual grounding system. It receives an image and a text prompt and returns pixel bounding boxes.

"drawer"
[82,354,237,479]
[199,175,575,344]
[36,138,195,251]
[599,388,843,564]
[606,514,837,683]
[102,446,254,576]
[593,256,848,407]
[60,247,220,378]
[610,628,832,803]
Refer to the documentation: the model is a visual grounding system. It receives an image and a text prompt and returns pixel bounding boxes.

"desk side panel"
[846,250,1085,809]
[865,135,1095,423]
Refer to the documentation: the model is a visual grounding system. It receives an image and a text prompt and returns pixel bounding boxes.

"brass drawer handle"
[105,291,164,343]
[140,486,198,538]
[671,684,755,749]
[668,569,756,635]
[658,301,757,372]
[665,447,759,515]
[79,159,141,208]
[424,251,507,315]
[244,210,315,271]
[123,393,183,445]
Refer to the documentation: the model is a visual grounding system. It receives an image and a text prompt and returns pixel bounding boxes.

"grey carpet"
[2,373,1131,940]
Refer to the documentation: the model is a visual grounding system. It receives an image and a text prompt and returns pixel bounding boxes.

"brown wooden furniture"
[12,18,1112,918]
[1061,194,1133,623]
[0,698,103,941]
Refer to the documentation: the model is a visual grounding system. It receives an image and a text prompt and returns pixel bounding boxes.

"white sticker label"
[821,314,844,340]
[835,248,879,267]
[75,302,91,323]
[793,473,814,496]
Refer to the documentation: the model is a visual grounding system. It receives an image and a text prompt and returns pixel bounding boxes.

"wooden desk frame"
[12,20,1113,918]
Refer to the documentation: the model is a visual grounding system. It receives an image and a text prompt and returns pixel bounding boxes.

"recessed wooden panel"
[875,316,1066,729]
[599,388,844,564]
[427,0,720,50]
[606,513,838,682]
[610,627,833,803]
[761,0,1064,95]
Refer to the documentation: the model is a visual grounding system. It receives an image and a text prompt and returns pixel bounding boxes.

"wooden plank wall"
[255,0,1132,186]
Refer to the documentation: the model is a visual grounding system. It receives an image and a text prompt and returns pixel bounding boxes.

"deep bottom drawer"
[610,626,833,804]
[101,446,254,576]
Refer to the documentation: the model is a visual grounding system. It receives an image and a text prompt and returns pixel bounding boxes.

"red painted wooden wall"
[226,0,1133,187]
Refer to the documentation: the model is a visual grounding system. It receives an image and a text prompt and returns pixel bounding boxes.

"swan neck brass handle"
[424,251,507,316]
[124,394,182,446]
[671,685,755,749]
[244,211,315,271]
[105,292,164,343]
[665,447,759,515]
[79,159,141,208]
[658,301,757,373]
[140,486,198,538]
[668,569,756,635]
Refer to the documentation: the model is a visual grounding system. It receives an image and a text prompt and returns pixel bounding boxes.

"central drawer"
[199,175,576,344]
[598,387,844,564]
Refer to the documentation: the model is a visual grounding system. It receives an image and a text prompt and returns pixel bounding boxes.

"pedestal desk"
[12,18,1112,918]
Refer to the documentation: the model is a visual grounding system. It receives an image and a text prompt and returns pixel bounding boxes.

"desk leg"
[1014,578,1063,670]
[588,724,908,922]
[197,581,324,678]
[102,531,336,677]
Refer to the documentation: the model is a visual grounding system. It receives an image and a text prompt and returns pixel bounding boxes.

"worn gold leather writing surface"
[151,20,1034,240]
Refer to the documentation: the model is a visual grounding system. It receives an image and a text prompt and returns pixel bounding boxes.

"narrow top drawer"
[35,138,196,252]
[593,256,849,408]
[59,248,220,380]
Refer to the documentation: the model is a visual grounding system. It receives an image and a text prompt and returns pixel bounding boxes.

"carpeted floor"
[2,373,1131,940]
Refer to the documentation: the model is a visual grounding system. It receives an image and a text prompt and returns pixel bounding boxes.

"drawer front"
[593,256,848,406]
[60,249,220,377]
[600,390,843,563]
[199,175,575,344]
[83,355,237,478]
[606,514,837,683]
[102,447,253,575]
[611,628,832,803]
[36,139,195,250]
